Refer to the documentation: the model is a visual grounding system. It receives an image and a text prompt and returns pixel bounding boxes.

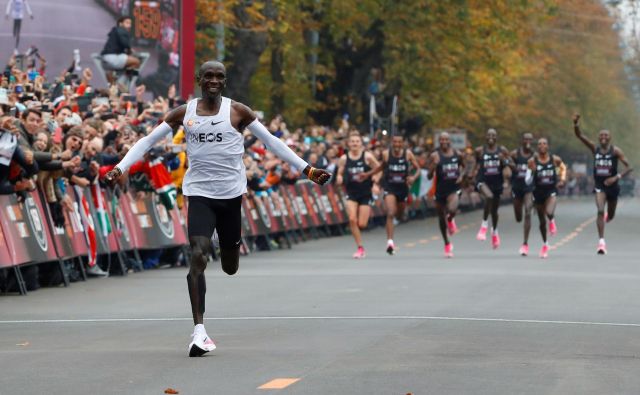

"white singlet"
[181,97,247,199]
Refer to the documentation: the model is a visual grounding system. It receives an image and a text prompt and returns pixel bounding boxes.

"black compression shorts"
[594,183,620,201]
[533,188,557,204]
[435,189,461,205]
[187,195,242,249]
[511,187,533,200]
[476,181,503,197]
[384,185,409,202]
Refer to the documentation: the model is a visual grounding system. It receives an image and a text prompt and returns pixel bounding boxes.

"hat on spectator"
[66,125,85,140]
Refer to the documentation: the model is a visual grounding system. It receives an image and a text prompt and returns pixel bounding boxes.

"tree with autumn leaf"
[195,0,640,163]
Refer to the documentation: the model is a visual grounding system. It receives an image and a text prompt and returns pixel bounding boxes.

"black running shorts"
[384,185,409,202]
[435,189,461,205]
[476,181,503,198]
[346,187,373,206]
[187,195,242,249]
[594,183,620,201]
[511,187,533,200]
[533,188,557,204]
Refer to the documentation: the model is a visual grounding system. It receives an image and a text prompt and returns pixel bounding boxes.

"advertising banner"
[0,192,58,265]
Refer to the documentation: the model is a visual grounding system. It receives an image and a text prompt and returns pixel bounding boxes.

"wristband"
[308,167,315,180]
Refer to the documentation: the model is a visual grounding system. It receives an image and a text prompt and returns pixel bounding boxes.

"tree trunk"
[225,29,269,105]
[270,35,285,115]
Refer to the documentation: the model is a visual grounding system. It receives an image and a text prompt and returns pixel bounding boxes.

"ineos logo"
[25,196,48,252]
[189,132,223,143]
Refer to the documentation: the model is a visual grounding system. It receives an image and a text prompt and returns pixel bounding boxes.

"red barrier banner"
[250,194,281,233]
[115,191,144,249]
[38,189,75,260]
[258,193,289,234]
[276,190,301,231]
[0,192,58,265]
[82,185,119,255]
[240,195,262,237]
[62,188,90,257]
[284,185,311,230]
[0,214,13,268]
[308,183,335,225]
[267,191,292,231]
[324,184,347,224]
[105,188,138,251]
[123,192,187,249]
[295,183,324,228]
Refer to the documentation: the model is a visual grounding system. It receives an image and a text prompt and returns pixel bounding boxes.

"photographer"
[100,16,141,75]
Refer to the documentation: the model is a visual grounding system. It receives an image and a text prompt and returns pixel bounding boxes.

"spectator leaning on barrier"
[0,125,38,195]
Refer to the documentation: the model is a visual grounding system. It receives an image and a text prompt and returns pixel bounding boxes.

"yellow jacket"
[171,128,187,189]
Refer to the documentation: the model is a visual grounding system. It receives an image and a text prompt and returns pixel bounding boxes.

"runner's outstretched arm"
[235,103,330,185]
[573,114,596,154]
[106,105,186,180]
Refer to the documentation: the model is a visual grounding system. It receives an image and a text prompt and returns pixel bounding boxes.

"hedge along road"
[1,197,639,395]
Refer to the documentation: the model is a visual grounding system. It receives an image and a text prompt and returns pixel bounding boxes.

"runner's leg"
[214,196,242,276]
[479,184,493,222]
[186,196,216,326]
[347,200,363,247]
[536,202,547,244]
[606,197,618,223]
[513,197,523,223]
[357,204,371,230]
[384,193,397,241]
[545,194,557,221]
[436,201,449,245]
[595,192,606,239]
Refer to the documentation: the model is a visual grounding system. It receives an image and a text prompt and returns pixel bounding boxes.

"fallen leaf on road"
[16,342,30,347]
[164,388,179,394]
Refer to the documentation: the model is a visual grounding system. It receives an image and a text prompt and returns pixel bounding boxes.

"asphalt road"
[1,197,640,395]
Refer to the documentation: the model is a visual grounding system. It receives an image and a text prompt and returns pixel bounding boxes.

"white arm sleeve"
[247,119,308,172]
[525,168,533,186]
[116,121,173,172]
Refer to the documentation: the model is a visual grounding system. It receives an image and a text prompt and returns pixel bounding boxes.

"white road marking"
[2,315,640,328]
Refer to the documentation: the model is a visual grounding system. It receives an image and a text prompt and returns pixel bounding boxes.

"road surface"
[1,197,639,394]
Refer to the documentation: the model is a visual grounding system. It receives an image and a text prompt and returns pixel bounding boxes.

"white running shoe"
[188,328,216,357]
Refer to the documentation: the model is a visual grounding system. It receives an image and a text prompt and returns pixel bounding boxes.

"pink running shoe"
[353,246,366,259]
[476,225,488,241]
[519,244,529,256]
[491,233,501,249]
[604,212,610,222]
[549,219,557,237]
[597,241,607,255]
[444,243,454,258]
[447,219,458,235]
[539,244,549,259]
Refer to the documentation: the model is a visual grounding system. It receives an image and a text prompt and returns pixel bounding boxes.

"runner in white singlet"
[106,61,331,357]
